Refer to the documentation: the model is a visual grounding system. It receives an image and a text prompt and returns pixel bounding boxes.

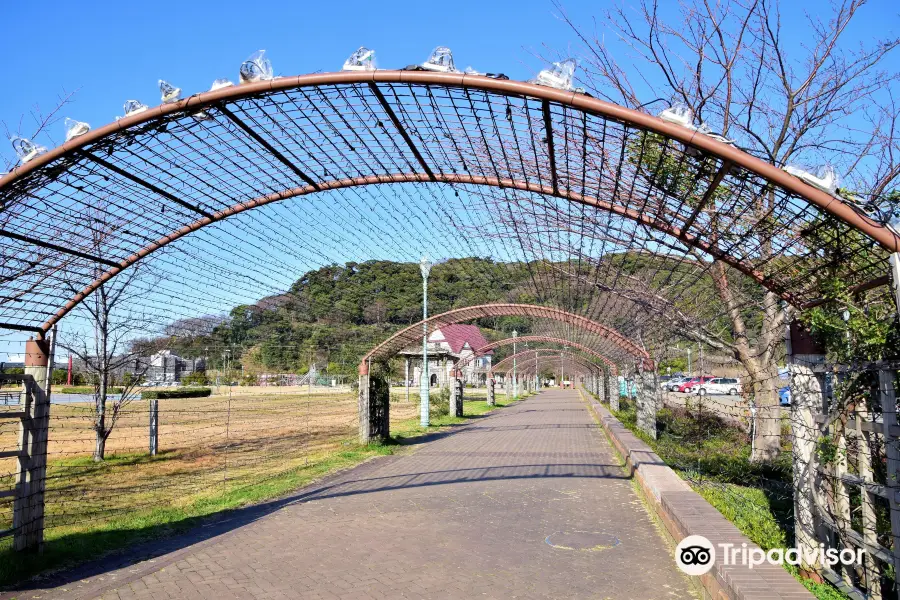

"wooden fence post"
[854,391,883,597]
[877,367,900,595]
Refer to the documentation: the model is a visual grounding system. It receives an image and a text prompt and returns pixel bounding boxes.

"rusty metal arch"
[32,172,814,332]
[491,349,600,377]
[1,70,897,334]
[454,335,619,376]
[491,352,599,379]
[358,304,649,373]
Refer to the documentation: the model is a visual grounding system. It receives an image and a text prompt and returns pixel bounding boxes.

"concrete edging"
[584,393,813,600]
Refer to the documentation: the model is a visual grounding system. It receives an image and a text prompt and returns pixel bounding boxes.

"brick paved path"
[23,390,694,599]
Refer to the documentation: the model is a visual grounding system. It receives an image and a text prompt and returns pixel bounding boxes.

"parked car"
[779,386,791,406]
[697,377,742,396]
[665,377,689,391]
[677,376,714,393]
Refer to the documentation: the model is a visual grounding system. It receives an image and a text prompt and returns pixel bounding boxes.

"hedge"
[59,386,124,395]
[141,388,212,400]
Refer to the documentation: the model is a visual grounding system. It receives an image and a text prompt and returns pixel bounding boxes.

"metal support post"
[149,399,159,456]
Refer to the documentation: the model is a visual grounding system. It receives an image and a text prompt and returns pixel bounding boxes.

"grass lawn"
[0,389,515,589]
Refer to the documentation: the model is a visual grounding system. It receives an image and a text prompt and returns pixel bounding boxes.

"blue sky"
[2,0,897,157]
[0,0,898,363]
[0,0,591,153]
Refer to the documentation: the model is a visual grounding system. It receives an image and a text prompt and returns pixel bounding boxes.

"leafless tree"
[556,0,900,461]
[1,89,77,172]
[57,204,165,461]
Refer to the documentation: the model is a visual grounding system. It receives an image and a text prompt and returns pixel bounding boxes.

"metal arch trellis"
[490,349,599,377]
[0,71,899,337]
[453,335,619,376]
[357,304,650,372]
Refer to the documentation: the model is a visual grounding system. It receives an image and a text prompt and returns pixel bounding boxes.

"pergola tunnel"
[1,66,900,597]
[356,303,650,443]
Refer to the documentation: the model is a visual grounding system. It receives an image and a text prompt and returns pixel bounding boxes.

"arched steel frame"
[491,349,599,376]
[494,351,597,379]
[1,71,897,335]
[358,304,649,373]
[453,335,618,375]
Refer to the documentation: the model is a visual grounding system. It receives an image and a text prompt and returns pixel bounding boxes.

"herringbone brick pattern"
[20,390,694,599]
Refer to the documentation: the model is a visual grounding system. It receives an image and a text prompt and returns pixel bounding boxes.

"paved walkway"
[21,390,693,599]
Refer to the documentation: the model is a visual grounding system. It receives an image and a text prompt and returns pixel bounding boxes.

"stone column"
[597,370,605,401]
[358,363,390,444]
[487,378,495,406]
[358,368,372,444]
[14,337,51,552]
[449,374,463,417]
[635,367,658,440]
[787,320,826,573]
[607,370,618,411]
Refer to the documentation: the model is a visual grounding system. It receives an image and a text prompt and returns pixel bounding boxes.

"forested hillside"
[161,258,539,376]
[155,254,746,378]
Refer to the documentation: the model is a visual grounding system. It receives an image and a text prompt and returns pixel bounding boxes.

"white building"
[399,324,492,386]
[145,350,205,383]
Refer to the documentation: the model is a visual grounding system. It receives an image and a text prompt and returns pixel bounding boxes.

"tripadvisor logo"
[675,535,864,576]
[676,535,715,576]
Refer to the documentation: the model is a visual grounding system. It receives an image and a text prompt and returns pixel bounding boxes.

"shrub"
[181,371,209,386]
[141,388,212,400]
[59,386,124,395]
[422,387,450,417]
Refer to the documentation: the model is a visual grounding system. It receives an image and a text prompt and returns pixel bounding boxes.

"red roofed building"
[399,324,493,387]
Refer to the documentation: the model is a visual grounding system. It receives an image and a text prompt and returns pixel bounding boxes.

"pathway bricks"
[18,390,694,599]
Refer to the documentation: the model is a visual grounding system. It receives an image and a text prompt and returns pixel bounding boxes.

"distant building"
[398,324,492,386]
[145,350,205,383]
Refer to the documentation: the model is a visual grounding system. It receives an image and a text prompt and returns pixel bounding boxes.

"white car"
[697,377,741,396]
[665,377,689,392]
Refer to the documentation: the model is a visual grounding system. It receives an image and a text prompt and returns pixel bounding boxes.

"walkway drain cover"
[545,531,620,552]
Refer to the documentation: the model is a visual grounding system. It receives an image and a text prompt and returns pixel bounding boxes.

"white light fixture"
[210,78,235,91]
[783,164,839,195]
[696,123,736,145]
[121,100,149,119]
[239,50,274,84]
[343,47,376,71]
[421,46,457,73]
[10,136,46,164]
[420,255,433,278]
[657,104,735,145]
[532,59,576,91]
[64,118,90,142]
[159,80,182,104]
[658,104,694,128]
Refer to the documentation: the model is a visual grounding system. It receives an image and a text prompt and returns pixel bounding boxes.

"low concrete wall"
[583,393,812,600]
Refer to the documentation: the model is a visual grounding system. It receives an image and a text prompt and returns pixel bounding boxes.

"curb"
[584,393,813,600]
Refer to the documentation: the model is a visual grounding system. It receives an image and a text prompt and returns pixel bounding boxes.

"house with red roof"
[398,324,493,387]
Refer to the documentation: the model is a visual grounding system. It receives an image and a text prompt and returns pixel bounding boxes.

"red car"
[676,376,714,393]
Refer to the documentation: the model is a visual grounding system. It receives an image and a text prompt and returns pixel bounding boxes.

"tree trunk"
[93,423,107,462]
[749,361,782,462]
